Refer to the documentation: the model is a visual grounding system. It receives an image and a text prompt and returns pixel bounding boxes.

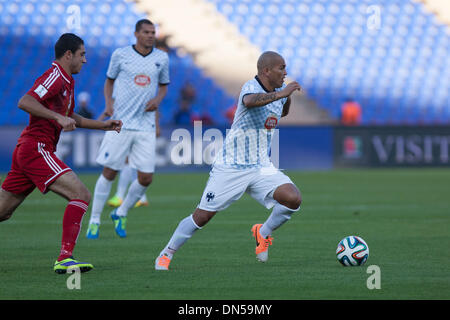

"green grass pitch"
[0,169,449,300]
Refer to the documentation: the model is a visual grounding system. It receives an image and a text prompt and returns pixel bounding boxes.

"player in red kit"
[0,33,122,274]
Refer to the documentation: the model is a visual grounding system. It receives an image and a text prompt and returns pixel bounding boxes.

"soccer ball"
[336,236,369,266]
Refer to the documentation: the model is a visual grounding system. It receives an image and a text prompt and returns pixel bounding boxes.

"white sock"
[160,214,201,258]
[115,164,136,199]
[140,193,148,203]
[89,174,113,225]
[259,203,299,238]
[116,180,147,217]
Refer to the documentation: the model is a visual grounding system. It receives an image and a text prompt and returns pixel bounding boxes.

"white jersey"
[214,76,287,169]
[106,45,170,131]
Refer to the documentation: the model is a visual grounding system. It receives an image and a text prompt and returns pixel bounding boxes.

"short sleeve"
[27,71,63,103]
[159,54,170,85]
[106,49,122,80]
[239,81,262,105]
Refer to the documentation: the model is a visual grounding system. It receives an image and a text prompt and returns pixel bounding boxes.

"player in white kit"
[86,19,169,238]
[155,51,302,270]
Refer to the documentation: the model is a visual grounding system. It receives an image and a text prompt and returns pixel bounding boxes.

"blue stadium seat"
[0,0,232,126]
[1,0,448,125]
[207,0,449,124]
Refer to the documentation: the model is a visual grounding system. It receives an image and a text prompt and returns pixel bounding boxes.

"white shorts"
[198,164,294,212]
[96,129,156,173]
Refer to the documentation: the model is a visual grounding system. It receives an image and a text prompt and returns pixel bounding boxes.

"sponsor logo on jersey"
[134,74,151,87]
[264,115,278,130]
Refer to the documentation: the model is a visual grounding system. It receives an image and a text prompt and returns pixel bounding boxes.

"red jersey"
[18,62,75,151]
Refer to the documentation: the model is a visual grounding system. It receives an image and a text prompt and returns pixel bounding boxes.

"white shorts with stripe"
[197,163,294,212]
[95,129,156,173]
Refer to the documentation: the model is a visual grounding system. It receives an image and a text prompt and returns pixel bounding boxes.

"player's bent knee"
[137,171,153,187]
[76,187,91,203]
[273,183,301,210]
[192,208,216,228]
[102,167,118,181]
[0,213,12,222]
[276,189,302,210]
[138,177,152,186]
[84,191,92,204]
[84,190,92,203]
[140,176,153,186]
[289,193,302,210]
[0,206,14,222]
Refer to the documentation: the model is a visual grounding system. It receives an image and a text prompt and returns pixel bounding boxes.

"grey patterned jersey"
[214,76,287,169]
[107,45,170,131]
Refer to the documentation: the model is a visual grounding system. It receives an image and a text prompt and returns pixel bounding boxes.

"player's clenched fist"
[280,81,302,98]
[145,98,159,112]
[103,119,123,133]
[57,116,77,132]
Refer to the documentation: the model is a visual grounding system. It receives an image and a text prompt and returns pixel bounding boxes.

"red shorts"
[1,141,72,195]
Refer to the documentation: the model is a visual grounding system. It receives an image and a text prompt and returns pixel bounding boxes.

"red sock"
[58,199,89,261]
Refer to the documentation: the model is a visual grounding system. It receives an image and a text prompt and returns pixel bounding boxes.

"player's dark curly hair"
[54,33,84,59]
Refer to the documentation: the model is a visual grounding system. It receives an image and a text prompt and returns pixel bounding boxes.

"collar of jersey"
[132,45,154,57]
[52,62,72,84]
[254,75,272,93]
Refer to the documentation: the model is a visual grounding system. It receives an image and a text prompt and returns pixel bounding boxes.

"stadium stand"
[204,0,449,125]
[0,0,234,126]
[0,0,448,125]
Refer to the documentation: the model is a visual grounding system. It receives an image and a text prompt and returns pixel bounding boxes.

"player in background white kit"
[155,51,302,270]
[106,161,149,208]
[86,19,169,238]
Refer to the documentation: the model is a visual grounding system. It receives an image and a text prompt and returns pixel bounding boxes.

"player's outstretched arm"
[18,94,76,131]
[243,91,281,108]
[243,81,301,108]
[71,113,122,133]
